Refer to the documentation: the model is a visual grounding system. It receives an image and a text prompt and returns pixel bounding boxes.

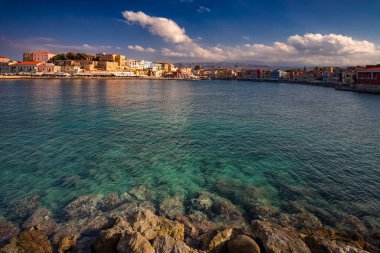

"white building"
[269,69,288,80]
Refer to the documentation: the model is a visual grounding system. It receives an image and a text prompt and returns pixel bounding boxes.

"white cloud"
[197,6,211,13]
[128,45,157,53]
[122,11,192,44]
[121,10,380,65]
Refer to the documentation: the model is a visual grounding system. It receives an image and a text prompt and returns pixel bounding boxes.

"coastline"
[0,187,378,253]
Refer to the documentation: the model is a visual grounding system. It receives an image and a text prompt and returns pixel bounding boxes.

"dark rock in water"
[97,193,123,212]
[7,195,40,223]
[304,236,370,253]
[0,228,52,253]
[0,221,19,245]
[248,203,277,220]
[337,215,369,238]
[56,175,81,188]
[159,196,185,219]
[22,208,58,236]
[277,212,323,231]
[187,210,216,236]
[152,235,199,253]
[92,217,133,253]
[200,226,233,252]
[62,195,103,220]
[107,203,140,221]
[211,199,245,228]
[116,231,154,253]
[227,235,260,253]
[190,194,213,213]
[251,220,312,253]
[128,185,151,202]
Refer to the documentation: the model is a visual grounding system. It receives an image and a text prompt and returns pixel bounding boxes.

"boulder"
[56,236,77,253]
[0,229,52,253]
[91,217,133,253]
[159,196,185,219]
[153,235,199,253]
[304,236,369,253]
[227,235,260,253]
[23,208,58,236]
[251,220,311,253]
[116,232,154,253]
[130,209,184,241]
[201,226,233,252]
[62,195,103,220]
[0,221,19,245]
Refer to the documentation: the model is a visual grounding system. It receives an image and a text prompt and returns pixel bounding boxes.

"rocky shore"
[0,186,379,253]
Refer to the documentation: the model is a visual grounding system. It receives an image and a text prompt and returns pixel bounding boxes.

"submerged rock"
[251,220,311,253]
[116,232,154,253]
[128,186,151,202]
[62,195,103,220]
[159,196,185,219]
[23,208,58,236]
[97,193,123,212]
[0,221,19,245]
[227,235,260,253]
[191,194,213,213]
[337,215,369,238]
[304,236,370,253]
[277,211,323,231]
[0,229,52,253]
[7,195,40,222]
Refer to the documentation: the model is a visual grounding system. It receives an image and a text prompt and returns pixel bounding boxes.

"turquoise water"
[0,79,379,225]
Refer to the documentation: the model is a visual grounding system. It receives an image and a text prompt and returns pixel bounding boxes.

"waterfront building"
[97,61,119,72]
[10,61,42,74]
[269,69,288,80]
[96,53,118,62]
[357,68,380,85]
[37,63,61,73]
[0,56,10,63]
[23,51,56,62]
[342,70,356,85]
[115,55,126,66]
[0,61,17,73]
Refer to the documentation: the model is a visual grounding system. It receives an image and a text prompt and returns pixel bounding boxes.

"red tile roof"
[13,61,42,66]
[359,68,380,72]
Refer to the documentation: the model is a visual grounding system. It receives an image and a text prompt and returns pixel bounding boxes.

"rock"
[72,236,96,253]
[116,232,154,253]
[159,196,184,219]
[56,236,76,253]
[227,235,260,253]
[129,186,151,202]
[251,220,311,253]
[191,194,213,213]
[107,203,140,221]
[304,236,369,253]
[337,215,369,238]
[56,175,81,188]
[92,217,133,253]
[248,204,277,220]
[188,210,216,235]
[62,195,103,220]
[8,195,40,222]
[211,200,246,228]
[130,209,184,241]
[22,208,58,236]
[0,229,52,253]
[278,212,323,231]
[97,193,123,212]
[174,215,198,239]
[202,226,233,251]
[153,235,199,253]
[0,221,19,245]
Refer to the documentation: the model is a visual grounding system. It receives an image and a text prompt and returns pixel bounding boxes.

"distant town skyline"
[1,0,380,65]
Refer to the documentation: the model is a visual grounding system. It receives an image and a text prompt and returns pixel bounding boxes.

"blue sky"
[1,0,380,65]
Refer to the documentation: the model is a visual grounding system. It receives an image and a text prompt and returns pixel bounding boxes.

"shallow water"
[0,79,379,226]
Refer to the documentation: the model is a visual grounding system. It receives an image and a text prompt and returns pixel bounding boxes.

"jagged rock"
[22,208,58,236]
[73,236,96,253]
[56,236,77,253]
[304,236,369,253]
[0,229,52,253]
[107,203,140,221]
[153,235,199,253]
[201,226,233,251]
[159,196,184,219]
[248,203,277,220]
[227,235,260,253]
[116,232,154,253]
[188,210,216,235]
[251,220,312,253]
[211,200,245,228]
[8,195,40,222]
[174,215,198,239]
[130,209,184,241]
[97,193,123,212]
[191,194,213,213]
[0,221,19,245]
[62,195,103,220]
[278,212,323,231]
[337,215,369,237]
[129,186,151,202]
[92,217,133,253]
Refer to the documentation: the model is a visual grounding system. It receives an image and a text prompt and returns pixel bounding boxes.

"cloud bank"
[128,45,157,53]
[122,11,380,65]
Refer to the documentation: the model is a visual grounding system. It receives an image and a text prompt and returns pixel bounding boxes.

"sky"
[1,0,380,66]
